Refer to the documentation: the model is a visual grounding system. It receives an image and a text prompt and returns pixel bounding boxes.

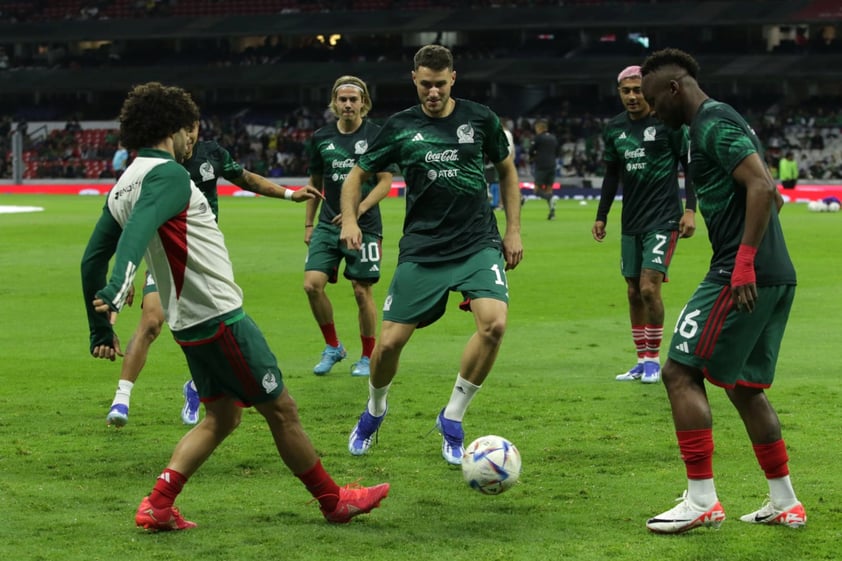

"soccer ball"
[461,435,522,495]
[829,202,841,212]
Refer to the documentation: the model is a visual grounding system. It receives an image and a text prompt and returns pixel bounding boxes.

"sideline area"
[1,179,841,203]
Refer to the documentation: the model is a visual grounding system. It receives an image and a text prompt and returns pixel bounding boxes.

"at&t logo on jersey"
[331,158,356,182]
[624,147,647,172]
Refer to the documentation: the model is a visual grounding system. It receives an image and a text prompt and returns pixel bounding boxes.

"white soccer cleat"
[646,490,726,534]
[740,497,806,528]
[616,363,644,381]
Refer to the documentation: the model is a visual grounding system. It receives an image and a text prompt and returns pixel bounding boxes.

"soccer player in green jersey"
[592,65,697,384]
[101,121,322,428]
[82,82,388,531]
[640,49,805,534]
[303,75,394,377]
[339,44,523,466]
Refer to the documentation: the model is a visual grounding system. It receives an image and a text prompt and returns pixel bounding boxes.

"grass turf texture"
[0,194,839,561]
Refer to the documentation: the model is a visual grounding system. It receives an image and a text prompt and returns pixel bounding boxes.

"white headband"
[334,83,364,94]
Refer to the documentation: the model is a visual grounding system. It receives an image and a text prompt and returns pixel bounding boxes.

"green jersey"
[182,140,244,219]
[688,99,796,286]
[358,99,510,263]
[602,112,687,234]
[306,119,385,235]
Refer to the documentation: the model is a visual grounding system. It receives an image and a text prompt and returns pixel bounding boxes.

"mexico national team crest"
[457,124,475,144]
[262,371,279,393]
[643,126,657,142]
[354,140,368,154]
[199,161,215,181]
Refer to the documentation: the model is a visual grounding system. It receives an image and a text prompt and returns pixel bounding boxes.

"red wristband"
[731,244,757,288]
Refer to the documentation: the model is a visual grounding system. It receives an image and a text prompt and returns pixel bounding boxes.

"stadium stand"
[1,0,840,181]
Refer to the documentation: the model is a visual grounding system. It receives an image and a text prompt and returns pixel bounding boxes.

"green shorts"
[305,223,381,284]
[667,282,795,389]
[621,229,678,280]
[383,247,508,327]
[174,314,285,406]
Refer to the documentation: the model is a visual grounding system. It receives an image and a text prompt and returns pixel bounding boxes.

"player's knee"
[351,282,372,305]
[479,316,507,346]
[303,278,325,297]
[639,282,660,304]
[139,316,163,341]
[273,391,302,425]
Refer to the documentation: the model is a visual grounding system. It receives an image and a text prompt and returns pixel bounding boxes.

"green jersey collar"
[136,147,175,160]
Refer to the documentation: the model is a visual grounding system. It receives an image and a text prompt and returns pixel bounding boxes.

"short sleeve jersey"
[688,99,796,286]
[306,119,385,235]
[182,140,244,220]
[357,99,510,263]
[602,112,687,234]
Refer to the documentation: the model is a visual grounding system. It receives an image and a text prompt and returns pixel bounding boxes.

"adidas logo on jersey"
[369,264,379,272]
[326,143,335,150]
[618,132,627,139]
[411,133,424,142]
[651,256,663,264]
[675,341,690,353]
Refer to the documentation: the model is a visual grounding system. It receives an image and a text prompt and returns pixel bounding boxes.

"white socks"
[367,382,391,417]
[768,475,798,507]
[687,478,718,509]
[443,375,481,422]
[112,379,134,407]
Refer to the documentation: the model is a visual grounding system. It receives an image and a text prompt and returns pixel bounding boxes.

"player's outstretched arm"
[234,169,323,202]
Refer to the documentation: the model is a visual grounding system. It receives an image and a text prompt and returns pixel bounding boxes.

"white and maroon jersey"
[82,147,242,340]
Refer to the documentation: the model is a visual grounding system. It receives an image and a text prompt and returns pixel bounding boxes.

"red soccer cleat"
[135,496,197,532]
[321,482,390,524]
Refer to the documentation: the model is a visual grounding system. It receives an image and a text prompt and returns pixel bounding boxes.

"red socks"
[148,468,187,509]
[361,336,376,359]
[296,460,341,512]
[677,429,714,480]
[319,323,340,348]
[753,440,790,479]
[631,325,645,360]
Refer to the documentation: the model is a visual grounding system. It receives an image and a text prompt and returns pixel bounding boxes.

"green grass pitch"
[0,193,839,560]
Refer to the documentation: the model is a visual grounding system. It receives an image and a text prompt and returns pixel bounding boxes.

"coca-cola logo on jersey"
[332,158,356,169]
[624,147,646,159]
[425,149,459,163]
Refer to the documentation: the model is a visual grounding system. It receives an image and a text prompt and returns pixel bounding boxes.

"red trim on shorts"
[663,230,679,267]
[696,286,733,360]
[220,324,262,396]
[702,368,772,390]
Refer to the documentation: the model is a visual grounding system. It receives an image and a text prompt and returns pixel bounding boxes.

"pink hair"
[617,65,642,84]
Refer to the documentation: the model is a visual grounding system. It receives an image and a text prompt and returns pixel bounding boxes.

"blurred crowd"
[4,97,842,183]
